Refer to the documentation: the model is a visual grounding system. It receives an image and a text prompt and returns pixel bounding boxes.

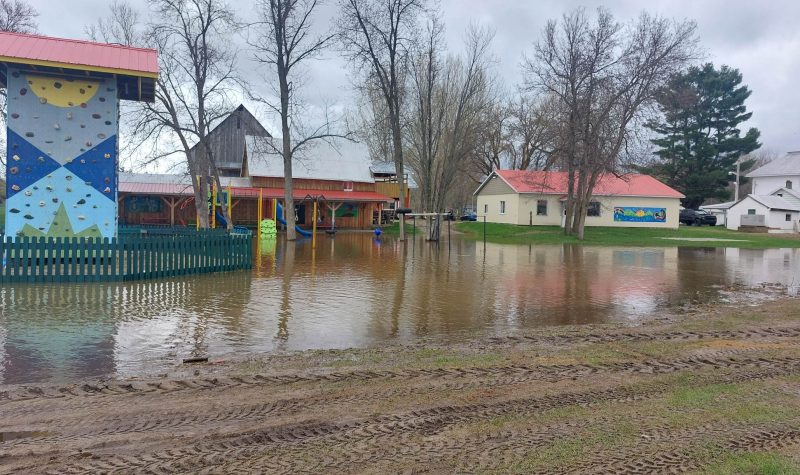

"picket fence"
[0,231,253,283]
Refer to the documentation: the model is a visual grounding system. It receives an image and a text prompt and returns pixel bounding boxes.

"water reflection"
[1,234,799,384]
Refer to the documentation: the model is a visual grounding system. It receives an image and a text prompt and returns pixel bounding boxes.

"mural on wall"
[613,207,667,223]
[335,202,358,218]
[5,68,118,239]
[125,196,163,214]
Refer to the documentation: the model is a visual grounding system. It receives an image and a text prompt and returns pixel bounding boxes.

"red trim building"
[118,106,408,229]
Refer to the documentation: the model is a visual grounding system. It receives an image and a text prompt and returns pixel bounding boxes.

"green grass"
[455,222,800,248]
[701,452,800,475]
[380,221,418,235]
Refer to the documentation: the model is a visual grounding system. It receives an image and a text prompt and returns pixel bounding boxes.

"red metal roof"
[491,170,685,198]
[0,31,158,77]
[119,182,392,202]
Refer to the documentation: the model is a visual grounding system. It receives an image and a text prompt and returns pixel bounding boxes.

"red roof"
[489,170,684,198]
[119,182,392,202]
[0,31,158,77]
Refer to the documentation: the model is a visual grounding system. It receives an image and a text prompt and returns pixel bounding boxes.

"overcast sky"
[25,0,800,161]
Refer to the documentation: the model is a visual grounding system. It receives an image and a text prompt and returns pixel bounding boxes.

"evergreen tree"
[643,63,760,209]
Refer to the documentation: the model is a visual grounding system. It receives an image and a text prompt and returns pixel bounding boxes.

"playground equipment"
[260,219,277,237]
[275,202,312,237]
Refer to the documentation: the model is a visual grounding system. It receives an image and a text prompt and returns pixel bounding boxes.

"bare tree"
[119,0,241,229]
[85,0,143,47]
[0,0,37,170]
[338,0,427,239]
[470,100,508,181]
[354,83,394,164]
[525,8,696,239]
[406,22,494,217]
[506,95,555,171]
[0,0,36,33]
[250,0,349,240]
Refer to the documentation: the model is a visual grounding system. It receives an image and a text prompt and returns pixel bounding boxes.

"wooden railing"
[1,231,253,283]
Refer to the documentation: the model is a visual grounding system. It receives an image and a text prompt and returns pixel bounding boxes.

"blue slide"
[276,202,312,237]
[215,211,227,228]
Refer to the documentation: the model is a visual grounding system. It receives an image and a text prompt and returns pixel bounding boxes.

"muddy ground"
[3,297,800,474]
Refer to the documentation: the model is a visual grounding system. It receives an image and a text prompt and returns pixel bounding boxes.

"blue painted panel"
[64,136,118,201]
[5,130,61,199]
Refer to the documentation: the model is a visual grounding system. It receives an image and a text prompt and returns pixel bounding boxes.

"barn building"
[118,106,409,229]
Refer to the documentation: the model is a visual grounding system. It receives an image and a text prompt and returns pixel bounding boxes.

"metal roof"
[747,151,800,178]
[700,201,736,210]
[477,170,685,198]
[245,136,374,183]
[0,31,158,102]
[734,194,800,212]
[118,172,391,202]
[0,31,158,76]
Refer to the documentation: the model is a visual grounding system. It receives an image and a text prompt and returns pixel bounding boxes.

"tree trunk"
[391,111,405,240]
[564,164,575,235]
[192,172,209,229]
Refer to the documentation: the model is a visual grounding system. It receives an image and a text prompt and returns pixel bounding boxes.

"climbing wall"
[5,67,118,239]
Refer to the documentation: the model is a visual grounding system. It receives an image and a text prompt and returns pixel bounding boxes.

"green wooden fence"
[0,232,253,283]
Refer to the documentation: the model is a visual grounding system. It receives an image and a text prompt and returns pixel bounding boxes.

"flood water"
[1,233,799,384]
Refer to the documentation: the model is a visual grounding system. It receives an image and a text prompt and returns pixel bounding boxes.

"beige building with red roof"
[474,170,684,228]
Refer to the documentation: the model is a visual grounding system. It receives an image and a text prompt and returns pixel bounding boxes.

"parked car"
[679,208,717,226]
[460,212,477,221]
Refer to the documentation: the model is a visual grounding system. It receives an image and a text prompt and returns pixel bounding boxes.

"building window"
[787,180,793,189]
[747,209,756,215]
[787,214,792,222]
[536,199,547,216]
[587,201,601,217]
[344,181,353,191]
[484,204,488,214]
[499,201,506,214]
[778,193,784,197]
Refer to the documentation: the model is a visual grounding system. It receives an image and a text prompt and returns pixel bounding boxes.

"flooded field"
[1,233,799,384]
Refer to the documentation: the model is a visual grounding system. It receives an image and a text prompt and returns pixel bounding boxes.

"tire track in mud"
[559,427,800,475]
[2,326,798,403]
[5,354,800,442]
[3,339,800,408]
[496,325,800,346]
[5,353,800,447]
[46,363,800,475]
[5,325,799,404]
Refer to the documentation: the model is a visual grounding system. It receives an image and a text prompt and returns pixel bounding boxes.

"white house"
[725,194,800,232]
[474,170,684,229]
[748,151,800,195]
[720,151,800,232]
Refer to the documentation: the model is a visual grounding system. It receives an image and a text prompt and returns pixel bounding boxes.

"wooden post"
[312,200,318,249]
[227,185,233,226]
[196,176,201,230]
[326,202,342,231]
[211,183,217,228]
[258,188,263,241]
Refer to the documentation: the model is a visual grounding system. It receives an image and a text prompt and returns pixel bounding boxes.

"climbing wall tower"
[1,32,158,239]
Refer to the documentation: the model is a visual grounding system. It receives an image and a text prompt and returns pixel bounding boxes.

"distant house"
[719,151,800,232]
[748,151,800,195]
[474,170,684,228]
[725,194,800,232]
